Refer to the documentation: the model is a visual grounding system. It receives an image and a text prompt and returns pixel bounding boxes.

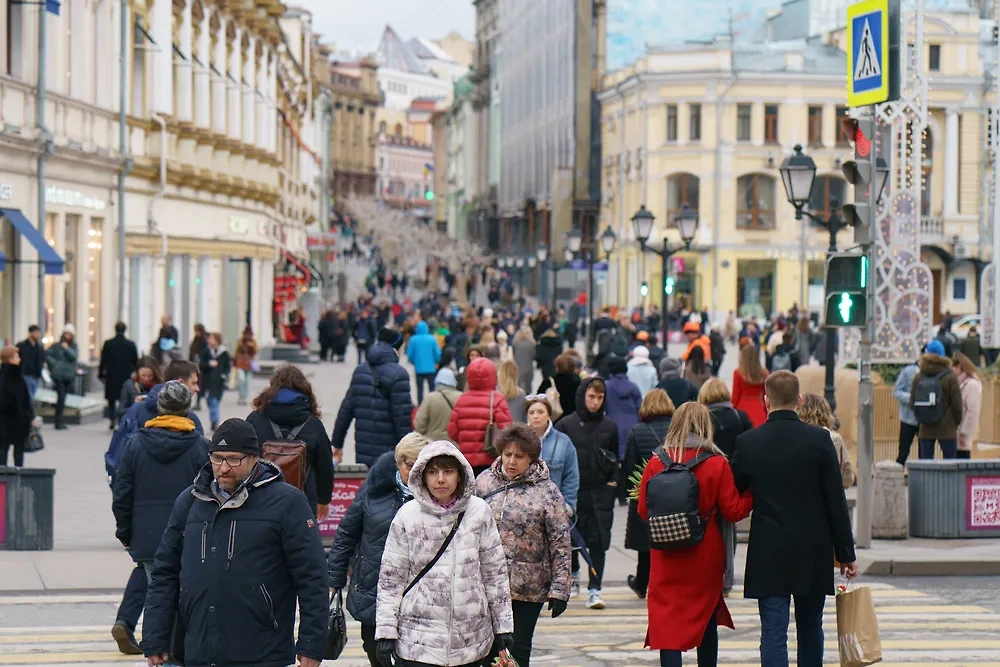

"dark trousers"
[919,437,958,459]
[572,546,607,591]
[758,594,826,667]
[511,600,544,667]
[53,378,71,426]
[1,440,25,467]
[320,341,332,361]
[107,398,118,426]
[116,564,149,629]
[360,623,385,667]
[897,421,919,465]
[399,661,483,667]
[660,610,718,667]
[416,373,435,404]
[633,551,650,594]
[358,345,369,365]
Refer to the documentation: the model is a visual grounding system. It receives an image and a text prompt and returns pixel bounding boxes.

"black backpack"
[912,368,950,425]
[645,449,715,550]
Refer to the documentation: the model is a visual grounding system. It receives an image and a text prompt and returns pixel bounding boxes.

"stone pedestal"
[873,460,908,539]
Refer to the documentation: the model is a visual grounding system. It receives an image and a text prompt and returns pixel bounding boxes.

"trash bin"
[0,466,56,550]
[319,463,369,547]
[908,459,1000,538]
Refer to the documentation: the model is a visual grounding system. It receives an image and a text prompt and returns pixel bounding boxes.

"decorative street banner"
[319,477,365,539]
[967,476,1000,531]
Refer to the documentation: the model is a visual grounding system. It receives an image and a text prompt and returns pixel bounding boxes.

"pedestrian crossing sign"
[846,0,889,107]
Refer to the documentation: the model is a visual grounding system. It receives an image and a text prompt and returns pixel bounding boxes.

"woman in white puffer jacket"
[375,440,514,667]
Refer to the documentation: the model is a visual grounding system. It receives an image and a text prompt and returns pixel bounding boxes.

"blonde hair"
[0,346,17,364]
[738,344,767,385]
[663,403,722,461]
[797,393,835,430]
[639,389,675,421]
[514,326,535,343]
[698,378,731,405]
[480,331,496,345]
[394,432,431,466]
[497,360,522,400]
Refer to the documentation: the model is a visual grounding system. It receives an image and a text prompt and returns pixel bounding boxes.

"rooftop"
[376,26,429,74]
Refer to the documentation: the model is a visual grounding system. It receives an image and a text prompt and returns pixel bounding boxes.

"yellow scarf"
[144,415,196,432]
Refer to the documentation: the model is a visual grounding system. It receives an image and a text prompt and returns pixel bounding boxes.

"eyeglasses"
[210,453,250,467]
[525,394,547,401]
[400,459,415,468]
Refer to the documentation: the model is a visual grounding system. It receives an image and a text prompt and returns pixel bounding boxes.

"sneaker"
[587,589,605,610]
[111,620,141,655]
[627,575,647,599]
[570,577,580,598]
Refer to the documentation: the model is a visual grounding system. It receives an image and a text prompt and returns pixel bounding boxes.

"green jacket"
[46,341,79,382]
[958,335,984,366]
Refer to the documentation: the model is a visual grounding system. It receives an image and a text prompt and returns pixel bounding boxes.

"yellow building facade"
[599,9,987,322]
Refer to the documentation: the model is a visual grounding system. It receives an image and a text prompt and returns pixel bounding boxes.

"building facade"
[327,57,381,213]
[445,76,477,239]
[376,134,435,216]
[598,8,987,321]
[468,0,500,242]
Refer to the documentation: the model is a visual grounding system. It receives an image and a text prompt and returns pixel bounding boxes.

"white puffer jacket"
[376,440,513,666]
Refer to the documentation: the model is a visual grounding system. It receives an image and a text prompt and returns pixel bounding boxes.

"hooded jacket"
[551,371,581,416]
[375,441,513,666]
[141,460,329,666]
[910,353,963,440]
[406,321,442,375]
[656,358,699,409]
[626,349,659,396]
[331,342,415,466]
[327,451,411,625]
[475,458,572,604]
[415,384,463,442]
[45,339,78,382]
[111,416,210,560]
[604,373,642,459]
[198,345,231,399]
[447,358,513,468]
[246,388,335,511]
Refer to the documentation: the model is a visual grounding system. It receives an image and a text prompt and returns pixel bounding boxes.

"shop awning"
[304,258,324,285]
[279,249,311,284]
[0,208,64,275]
[0,249,6,272]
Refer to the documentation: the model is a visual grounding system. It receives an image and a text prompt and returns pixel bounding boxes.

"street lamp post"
[536,244,576,312]
[779,144,889,412]
[632,204,699,348]
[567,226,618,350]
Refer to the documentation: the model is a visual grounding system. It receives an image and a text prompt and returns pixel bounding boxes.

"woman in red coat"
[448,357,513,474]
[638,402,753,667]
[732,344,769,428]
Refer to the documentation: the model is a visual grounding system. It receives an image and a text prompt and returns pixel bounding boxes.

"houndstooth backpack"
[646,449,715,550]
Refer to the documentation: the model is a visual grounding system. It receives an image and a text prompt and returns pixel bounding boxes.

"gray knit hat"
[157,380,192,416]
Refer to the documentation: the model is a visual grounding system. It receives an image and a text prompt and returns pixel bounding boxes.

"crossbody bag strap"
[403,511,466,598]
[482,481,527,501]
[488,390,495,425]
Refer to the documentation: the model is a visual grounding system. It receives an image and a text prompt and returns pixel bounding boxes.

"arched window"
[394,123,403,138]
[737,174,776,229]
[666,173,700,227]
[808,176,847,221]
[378,121,387,135]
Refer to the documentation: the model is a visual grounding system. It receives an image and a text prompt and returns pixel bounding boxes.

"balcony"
[0,75,34,139]
[920,216,945,244]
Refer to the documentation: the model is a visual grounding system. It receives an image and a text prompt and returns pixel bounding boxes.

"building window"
[666,173,700,226]
[689,104,701,141]
[952,278,967,300]
[808,176,847,220]
[808,106,823,146]
[764,105,779,144]
[394,123,403,138]
[666,104,678,142]
[836,106,852,145]
[87,219,104,361]
[737,174,776,229]
[131,22,146,115]
[6,0,23,77]
[929,44,941,72]
[737,104,752,142]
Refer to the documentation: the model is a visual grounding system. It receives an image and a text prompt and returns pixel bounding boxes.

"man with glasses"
[142,418,328,667]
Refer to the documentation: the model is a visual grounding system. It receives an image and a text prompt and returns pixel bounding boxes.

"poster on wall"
[966,476,1000,531]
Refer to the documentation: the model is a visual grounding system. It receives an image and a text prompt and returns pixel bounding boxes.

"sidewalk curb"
[862,559,1000,576]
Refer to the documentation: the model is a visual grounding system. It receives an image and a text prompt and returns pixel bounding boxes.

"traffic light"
[664,276,674,295]
[840,116,876,245]
[824,253,868,327]
[424,187,434,201]
[640,281,649,297]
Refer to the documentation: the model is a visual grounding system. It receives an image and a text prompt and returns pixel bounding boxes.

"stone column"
[257,46,269,148]
[243,35,256,145]
[194,6,212,129]
[176,0,193,122]
[211,15,228,134]
[944,108,960,216]
[150,0,173,114]
[228,26,243,141]
[267,53,277,153]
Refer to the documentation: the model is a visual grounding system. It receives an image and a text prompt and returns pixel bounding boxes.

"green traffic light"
[664,277,674,295]
[425,191,434,201]
[838,293,853,323]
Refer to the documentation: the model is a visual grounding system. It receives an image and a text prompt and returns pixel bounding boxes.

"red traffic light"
[840,117,871,157]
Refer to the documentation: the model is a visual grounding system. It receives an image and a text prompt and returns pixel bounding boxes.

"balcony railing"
[920,216,945,243]
[0,75,35,136]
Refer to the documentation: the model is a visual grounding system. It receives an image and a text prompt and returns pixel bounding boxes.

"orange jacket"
[682,334,712,362]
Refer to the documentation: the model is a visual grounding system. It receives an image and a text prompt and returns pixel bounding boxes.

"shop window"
[737,174,776,230]
[87,219,104,361]
[666,173,700,226]
[737,259,775,320]
[64,214,80,337]
[808,176,847,221]
[929,44,941,72]
[952,277,967,301]
[689,104,701,141]
[808,106,823,146]
[666,104,678,142]
[764,105,779,144]
[44,213,57,342]
[737,104,752,142]
[836,106,852,146]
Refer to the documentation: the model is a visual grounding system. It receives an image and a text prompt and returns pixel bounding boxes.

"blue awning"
[0,208,64,275]
[0,249,6,272]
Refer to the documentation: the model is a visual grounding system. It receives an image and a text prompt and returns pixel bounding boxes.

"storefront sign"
[0,183,12,201]
[45,186,106,211]
[967,476,1000,530]
[319,477,365,538]
[228,217,250,235]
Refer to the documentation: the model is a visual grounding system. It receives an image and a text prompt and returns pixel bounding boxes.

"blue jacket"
[105,384,204,483]
[893,363,919,427]
[330,342,414,467]
[111,418,210,561]
[540,424,579,511]
[405,321,441,375]
[141,461,329,666]
[603,373,642,458]
[327,451,411,625]
[354,317,377,347]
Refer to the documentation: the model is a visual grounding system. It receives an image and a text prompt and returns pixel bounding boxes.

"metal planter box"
[908,459,1000,538]
[0,467,56,550]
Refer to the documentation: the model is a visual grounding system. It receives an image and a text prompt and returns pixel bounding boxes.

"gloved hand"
[492,632,514,655]
[375,639,397,666]
[548,598,567,618]
[565,503,575,518]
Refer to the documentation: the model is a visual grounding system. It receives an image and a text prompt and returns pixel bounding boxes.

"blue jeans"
[116,564,148,628]
[758,594,826,667]
[207,396,221,426]
[24,376,38,398]
[919,438,957,459]
[236,369,252,402]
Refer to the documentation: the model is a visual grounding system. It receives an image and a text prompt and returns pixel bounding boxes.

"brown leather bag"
[483,390,500,457]
[262,420,309,490]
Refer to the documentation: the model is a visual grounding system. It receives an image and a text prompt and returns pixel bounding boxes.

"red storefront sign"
[967,476,1000,530]
[319,477,365,538]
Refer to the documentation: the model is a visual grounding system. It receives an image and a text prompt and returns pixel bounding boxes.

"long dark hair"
[252,365,320,417]
[136,355,164,386]
[687,345,708,375]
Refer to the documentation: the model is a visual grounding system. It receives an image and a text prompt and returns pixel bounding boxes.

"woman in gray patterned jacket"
[375,440,514,667]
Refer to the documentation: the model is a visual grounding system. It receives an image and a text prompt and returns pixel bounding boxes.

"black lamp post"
[536,243,576,312]
[632,204,699,348]
[566,225,618,350]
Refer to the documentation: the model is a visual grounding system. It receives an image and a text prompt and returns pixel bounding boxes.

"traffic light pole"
[661,249,669,348]
[823,213,844,412]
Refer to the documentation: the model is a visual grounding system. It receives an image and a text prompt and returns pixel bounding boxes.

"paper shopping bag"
[836,586,883,667]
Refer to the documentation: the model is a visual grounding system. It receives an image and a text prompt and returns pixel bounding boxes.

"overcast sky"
[294,1,476,55]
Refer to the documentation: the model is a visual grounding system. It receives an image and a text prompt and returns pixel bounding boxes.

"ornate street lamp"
[779,144,818,213]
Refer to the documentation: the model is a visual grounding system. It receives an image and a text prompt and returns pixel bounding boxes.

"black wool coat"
[730,410,856,599]
[622,415,671,552]
[0,363,34,446]
[99,334,139,401]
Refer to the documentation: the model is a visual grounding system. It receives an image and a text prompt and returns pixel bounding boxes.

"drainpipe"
[117,0,132,321]
[36,4,52,328]
[711,74,737,316]
[149,112,168,257]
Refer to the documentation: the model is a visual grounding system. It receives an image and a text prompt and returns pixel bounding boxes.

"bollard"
[872,460,907,539]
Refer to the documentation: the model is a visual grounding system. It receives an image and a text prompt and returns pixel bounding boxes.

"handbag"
[324,589,348,660]
[24,425,44,453]
[403,512,466,598]
[545,385,563,421]
[483,391,499,457]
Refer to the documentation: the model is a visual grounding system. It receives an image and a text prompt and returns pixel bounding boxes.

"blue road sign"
[846,0,889,107]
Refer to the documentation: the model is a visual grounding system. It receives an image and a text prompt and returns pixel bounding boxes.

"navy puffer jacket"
[327,451,410,625]
[330,342,414,466]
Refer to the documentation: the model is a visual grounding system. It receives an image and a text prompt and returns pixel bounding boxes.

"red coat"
[638,448,753,651]
[447,358,512,468]
[732,369,768,428]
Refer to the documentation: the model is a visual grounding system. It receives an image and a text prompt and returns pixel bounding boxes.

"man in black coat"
[16,325,45,398]
[110,380,208,654]
[99,322,139,430]
[142,419,328,667]
[730,370,857,667]
[555,377,618,610]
